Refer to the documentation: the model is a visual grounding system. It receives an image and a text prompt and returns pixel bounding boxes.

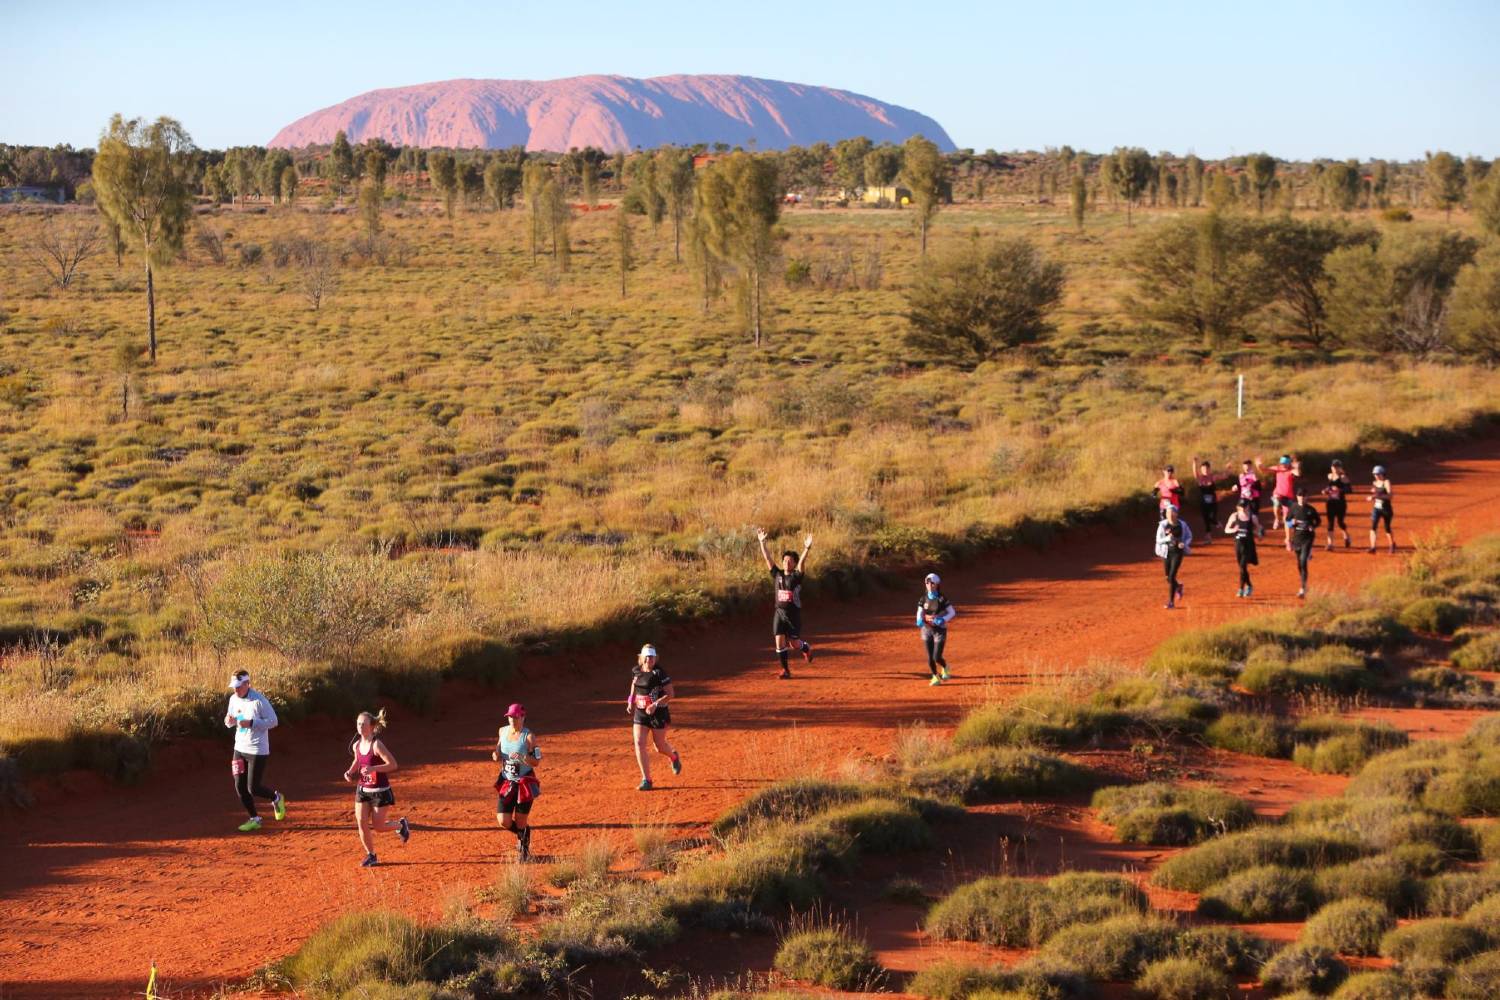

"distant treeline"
[1,136,1492,214]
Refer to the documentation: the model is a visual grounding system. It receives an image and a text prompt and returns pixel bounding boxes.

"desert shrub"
[772,924,882,990]
[1133,957,1232,1000]
[1092,782,1253,845]
[1448,950,1500,1000]
[632,823,675,872]
[1467,893,1500,934]
[1310,797,1474,854]
[1205,712,1290,757]
[1298,898,1395,956]
[952,693,1119,749]
[882,877,928,904]
[1241,644,1370,695]
[1198,864,1316,921]
[1342,743,1450,802]
[1422,871,1500,917]
[1325,609,1408,650]
[1405,666,1499,705]
[807,799,932,853]
[1478,823,1500,862]
[668,828,833,918]
[277,911,504,992]
[905,960,1009,1000]
[1040,914,1177,980]
[490,864,533,919]
[539,879,678,961]
[1398,597,1471,635]
[1152,827,1364,892]
[1259,943,1349,995]
[711,779,866,840]
[1146,629,1238,678]
[925,872,1143,947]
[1379,918,1489,964]
[1291,718,1408,776]
[1422,755,1500,816]
[1329,971,1413,1000]
[904,236,1065,364]
[1171,925,1271,976]
[910,748,1094,803]
[1453,632,1500,671]
[197,549,429,663]
[1313,855,1421,910]
[579,835,615,882]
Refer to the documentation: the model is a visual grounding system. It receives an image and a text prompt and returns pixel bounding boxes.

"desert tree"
[1205,171,1236,211]
[91,114,195,363]
[483,158,523,210]
[905,236,1064,365]
[1184,154,1204,207]
[1111,146,1153,225]
[1323,230,1479,354]
[901,135,946,255]
[1474,171,1500,238]
[522,160,548,260]
[1370,160,1391,208]
[614,202,633,298]
[26,214,104,289]
[1099,155,1119,207]
[1121,212,1274,348]
[1246,153,1276,213]
[544,175,571,270]
[1425,151,1465,220]
[295,239,340,310]
[225,149,253,206]
[629,154,665,229]
[693,152,781,345]
[280,164,298,205]
[1069,173,1088,231]
[833,136,873,195]
[1255,217,1378,349]
[1463,157,1490,208]
[862,144,902,195]
[259,149,292,204]
[1449,247,1500,360]
[655,146,696,262]
[428,151,458,219]
[1321,160,1361,212]
[204,162,230,205]
[582,158,599,207]
[359,148,385,234]
[686,214,724,315]
[329,129,355,192]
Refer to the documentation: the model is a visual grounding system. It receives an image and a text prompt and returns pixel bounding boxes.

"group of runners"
[1153,456,1398,609]
[222,457,1400,864]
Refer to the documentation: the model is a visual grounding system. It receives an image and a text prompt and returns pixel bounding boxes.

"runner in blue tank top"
[492,702,541,862]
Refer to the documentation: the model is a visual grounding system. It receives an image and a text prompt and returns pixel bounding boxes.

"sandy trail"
[4,441,1500,998]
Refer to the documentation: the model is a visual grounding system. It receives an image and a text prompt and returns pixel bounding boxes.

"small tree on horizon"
[1425,151,1465,221]
[694,152,780,345]
[614,204,633,298]
[91,114,195,363]
[655,147,696,263]
[1069,174,1088,231]
[901,135,946,255]
[1247,153,1277,213]
[428,152,458,219]
[1111,147,1153,225]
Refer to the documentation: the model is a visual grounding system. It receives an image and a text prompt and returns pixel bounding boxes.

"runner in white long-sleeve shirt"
[224,669,285,832]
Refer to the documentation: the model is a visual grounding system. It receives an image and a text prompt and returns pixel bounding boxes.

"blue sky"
[2,0,1496,160]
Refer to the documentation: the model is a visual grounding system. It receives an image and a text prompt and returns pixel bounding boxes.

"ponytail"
[356,709,388,735]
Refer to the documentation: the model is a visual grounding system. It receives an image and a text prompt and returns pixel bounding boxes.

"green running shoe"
[272,791,286,821]
[929,676,942,687]
[940,667,951,681]
[238,816,262,832]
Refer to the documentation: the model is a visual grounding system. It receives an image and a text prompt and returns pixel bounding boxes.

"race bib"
[634,694,653,709]
[1375,499,1385,509]
[503,753,524,780]
[231,756,246,776]
[776,589,794,604]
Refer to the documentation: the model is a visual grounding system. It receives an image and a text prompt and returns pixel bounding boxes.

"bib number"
[503,754,524,780]
[776,589,794,604]
[231,756,246,777]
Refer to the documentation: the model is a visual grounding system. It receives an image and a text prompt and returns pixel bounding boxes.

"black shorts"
[773,607,802,638]
[633,706,672,729]
[496,791,533,814]
[1243,495,1261,514]
[356,786,395,808]
[1371,505,1393,529]
[1326,500,1347,525]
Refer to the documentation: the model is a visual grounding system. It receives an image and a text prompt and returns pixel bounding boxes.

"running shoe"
[637,778,653,791]
[1368,546,1376,553]
[238,816,262,832]
[1176,582,1185,601]
[670,751,682,775]
[1297,588,1306,599]
[801,642,813,663]
[1326,541,1334,551]
[1344,536,1351,548]
[272,791,286,821]
[361,853,379,867]
[518,828,531,863]
[1235,587,1244,598]
[778,669,792,680]
[929,676,942,687]
[1245,585,1253,598]
[940,667,951,681]
[398,817,410,844]
[1165,602,1175,610]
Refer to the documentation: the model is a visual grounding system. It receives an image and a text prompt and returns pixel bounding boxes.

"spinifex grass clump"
[772,914,883,991]
[925,872,1146,947]
[1092,782,1253,845]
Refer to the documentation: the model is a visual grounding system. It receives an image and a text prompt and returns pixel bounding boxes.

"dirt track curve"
[5,439,1500,998]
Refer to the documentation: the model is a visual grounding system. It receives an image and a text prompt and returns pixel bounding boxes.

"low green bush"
[1422,871,1500,917]
[711,779,866,840]
[1204,712,1289,757]
[1151,827,1364,892]
[1241,644,1371,695]
[1465,893,1500,934]
[1329,971,1414,1000]
[1479,823,1500,861]
[772,925,882,990]
[1092,782,1254,845]
[1324,609,1408,650]
[925,872,1144,947]
[1133,956,1232,1000]
[1398,596,1471,635]
[1040,913,1177,980]
[1453,631,1500,671]
[910,748,1094,804]
[1171,925,1271,976]
[952,693,1118,749]
[1291,719,1408,776]
[539,880,678,961]
[1198,864,1315,921]
[1146,630,1236,679]
[807,799,932,853]
[1298,897,1395,956]
[1379,918,1489,964]
[1448,950,1500,1000]
[277,911,506,993]
[903,956,1088,1000]
[905,959,1008,1000]
[1259,943,1349,995]
[1312,855,1421,910]
[1405,666,1499,705]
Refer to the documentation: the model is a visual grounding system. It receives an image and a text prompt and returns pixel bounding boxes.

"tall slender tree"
[522,160,548,260]
[694,153,781,345]
[1111,147,1154,225]
[1425,151,1465,220]
[1069,173,1088,231]
[92,115,195,363]
[614,202,633,298]
[428,152,458,219]
[901,135,946,255]
[1246,153,1277,213]
[1184,155,1204,207]
[655,147,696,262]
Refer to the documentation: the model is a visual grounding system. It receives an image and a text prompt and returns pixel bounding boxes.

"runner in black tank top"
[627,644,681,791]
[1367,466,1397,554]
[916,573,957,685]
[1323,459,1353,550]
[1225,498,1259,598]
[757,529,813,679]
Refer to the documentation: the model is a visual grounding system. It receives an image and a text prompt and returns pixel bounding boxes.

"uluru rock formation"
[268,74,955,152]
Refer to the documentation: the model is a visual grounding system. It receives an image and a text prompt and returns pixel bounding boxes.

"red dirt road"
[5,441,1500,998]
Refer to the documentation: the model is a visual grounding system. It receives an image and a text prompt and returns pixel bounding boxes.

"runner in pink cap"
[492,702,541,861]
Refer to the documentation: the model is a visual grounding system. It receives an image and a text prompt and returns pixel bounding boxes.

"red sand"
[4,441,1500,998]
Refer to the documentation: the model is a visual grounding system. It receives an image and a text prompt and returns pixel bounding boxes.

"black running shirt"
[772,569,803,609]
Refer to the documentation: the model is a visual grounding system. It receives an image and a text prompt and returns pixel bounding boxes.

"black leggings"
[233,751,277,818]
[1199,500,1219,536]
[1236,540,1255,590]
[1164,549,1183,602]
[1294,539,1314,588]
[924,630,947,675]
[1326,500,1347,533]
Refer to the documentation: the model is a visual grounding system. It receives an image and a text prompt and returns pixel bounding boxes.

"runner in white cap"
[917,573,957,686]
[223,669,285,831]
[627,643,680,790]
